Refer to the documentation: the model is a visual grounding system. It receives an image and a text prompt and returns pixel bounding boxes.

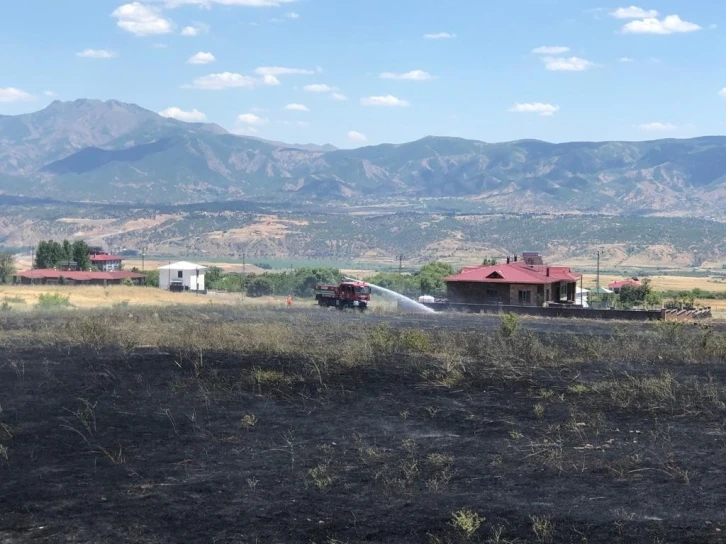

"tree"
[206,266,224,288]
[0,253,16,284]
[246,276,274,298]
[144,270,160,287]
[482,257,497,266]
[619,278,652,308]
[71,240,91,271]
[35,240,66,269]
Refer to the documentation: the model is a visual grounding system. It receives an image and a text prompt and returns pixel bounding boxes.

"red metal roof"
[608,279,641,289]
[445,261,581,285]
[13,269,145,281]
[90,254,124,262]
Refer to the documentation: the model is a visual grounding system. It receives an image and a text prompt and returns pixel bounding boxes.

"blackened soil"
[1,343,726,543]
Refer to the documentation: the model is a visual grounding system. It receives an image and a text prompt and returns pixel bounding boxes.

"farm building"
[13,270,146,286]
[158,261,208,292]
[608,278,641,293]
[444,254,581,307]
[90,254,124,272]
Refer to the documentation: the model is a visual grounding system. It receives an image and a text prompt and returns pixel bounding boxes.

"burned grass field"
[1,308,726,543]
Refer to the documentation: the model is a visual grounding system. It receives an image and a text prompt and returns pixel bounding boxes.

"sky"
[1,1,725,147]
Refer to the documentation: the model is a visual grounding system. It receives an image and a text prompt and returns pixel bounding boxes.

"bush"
[144,270,160,287]
[122,277,134,286]
[246,276,274,298]
[499,313,521,338]
[36,293,71,308]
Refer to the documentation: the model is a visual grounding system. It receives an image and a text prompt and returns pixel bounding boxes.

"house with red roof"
[607,278,641,293]
[90,254,124,272]
[444,253,581,307]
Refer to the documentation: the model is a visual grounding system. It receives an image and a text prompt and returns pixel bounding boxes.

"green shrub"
[36,293,71,308]
[499,313,521,338]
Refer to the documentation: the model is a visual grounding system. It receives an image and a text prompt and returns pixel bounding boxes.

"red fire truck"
[314,281,372,310]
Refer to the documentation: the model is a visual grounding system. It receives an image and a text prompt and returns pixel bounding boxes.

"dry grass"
[582,273,726,293]
[0,285,307,309]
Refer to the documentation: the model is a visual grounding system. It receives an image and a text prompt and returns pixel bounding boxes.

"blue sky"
[1,1,725,147]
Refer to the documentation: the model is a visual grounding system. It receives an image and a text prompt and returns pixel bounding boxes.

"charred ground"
[1,308,726,543]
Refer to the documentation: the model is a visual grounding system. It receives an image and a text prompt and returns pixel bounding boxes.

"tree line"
[34,240,93,270]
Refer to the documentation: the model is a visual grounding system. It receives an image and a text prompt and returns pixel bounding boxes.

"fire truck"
[314,281,372,310]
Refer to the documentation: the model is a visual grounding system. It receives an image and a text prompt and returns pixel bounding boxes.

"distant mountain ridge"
[2,99,726,216]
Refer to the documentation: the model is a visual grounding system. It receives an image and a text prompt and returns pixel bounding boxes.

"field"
[2,307,726,543]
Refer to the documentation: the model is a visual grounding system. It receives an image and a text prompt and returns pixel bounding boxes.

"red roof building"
[444,255,581,306]
[90,254,124,272]
[608,279,641,292]
[13,269,146,286]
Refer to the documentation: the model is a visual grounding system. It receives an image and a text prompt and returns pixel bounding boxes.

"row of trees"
[362,261,455,299]
[34,240,92,271]
[206,267,343,298]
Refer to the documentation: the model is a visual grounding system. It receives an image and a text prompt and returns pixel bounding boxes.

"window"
[486,288,498,299]
[518,290,531,304]
[177,271,183,279]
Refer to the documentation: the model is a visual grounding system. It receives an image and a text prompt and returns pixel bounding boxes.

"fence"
[415,301,665,321]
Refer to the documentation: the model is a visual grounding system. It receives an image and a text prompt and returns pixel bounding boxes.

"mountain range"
[2,99,726,216]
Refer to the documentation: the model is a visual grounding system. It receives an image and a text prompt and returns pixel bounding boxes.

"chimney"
[546,267,550,277]
[514,255,518,262]
[506,256,510,264]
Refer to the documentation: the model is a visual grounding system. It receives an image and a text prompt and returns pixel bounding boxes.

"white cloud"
[360,95,410,107]
[304,83,336,93]
[112,3,173,36]
[610,6,658,19]
[187,51,216,64]
[285,103,309,111]
[347,131,368,142]
[285,11,299,18]
[379,70,434,81]
[262,74,281,86]
[531,46,570,54]
[181,23,209,36]
[237,113,268,125]
[618,56,635,62]
[184,71,266,90]
[542,56,594,71]
[508,102,560,116]
[159,107,208,122]
[254,66,314,76]
[43,90,57,97]
[331,92,348,101]
[0,87,35,103]
[423,32,456,39]
[637,122,676,131]
[165,0,298,6]
[76,49,116,59]
[622,15,701,34]
[718,88,726,97]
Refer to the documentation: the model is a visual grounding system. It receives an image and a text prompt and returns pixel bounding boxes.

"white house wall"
[158,268,205,290]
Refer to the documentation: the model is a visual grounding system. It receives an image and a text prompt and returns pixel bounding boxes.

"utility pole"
[398,254,404,275]
[241,252,246,294]
[30,245,35,286]
[595,250,601,294]
[141,247,146,272]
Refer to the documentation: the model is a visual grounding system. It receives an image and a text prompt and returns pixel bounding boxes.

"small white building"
[158,261,208,291]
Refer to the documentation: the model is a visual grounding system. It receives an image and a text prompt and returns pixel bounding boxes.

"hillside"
[2,99,726,216]
[2,201,726,270]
